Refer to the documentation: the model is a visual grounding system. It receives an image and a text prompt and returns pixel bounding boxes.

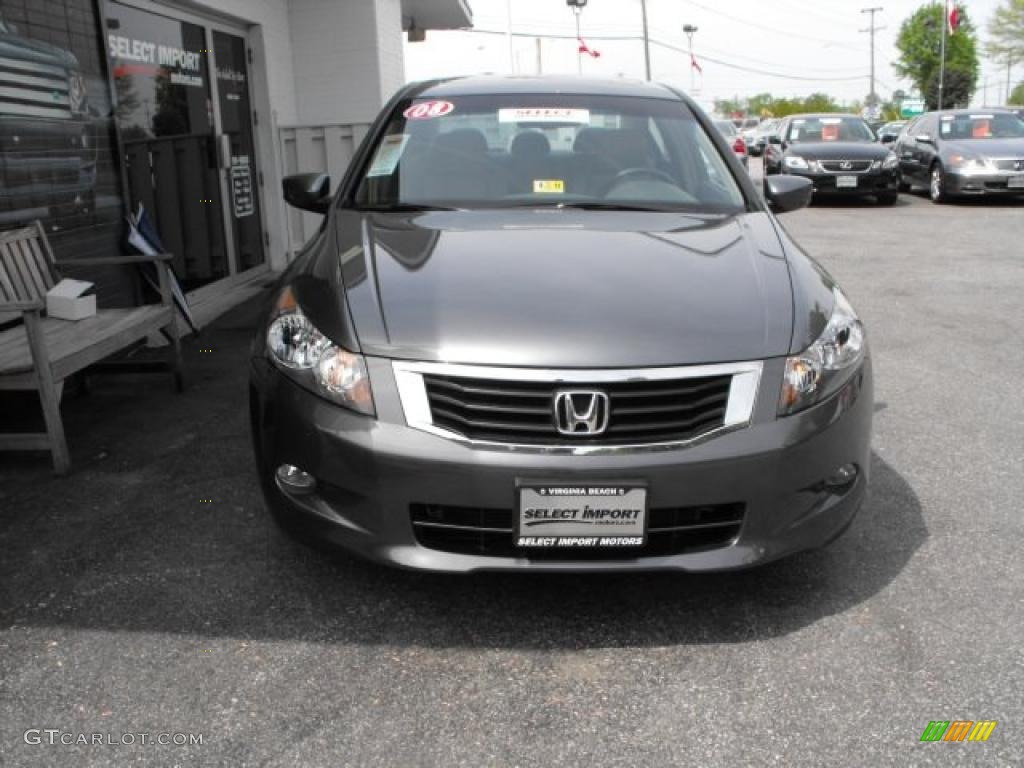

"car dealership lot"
[2,188,1023,766]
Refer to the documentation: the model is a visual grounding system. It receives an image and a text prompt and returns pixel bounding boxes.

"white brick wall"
[287,0,405,126]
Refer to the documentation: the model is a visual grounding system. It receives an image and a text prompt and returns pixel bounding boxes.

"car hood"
[787,141,890,161]
[940,137,1024,158]
[333,209,795,368]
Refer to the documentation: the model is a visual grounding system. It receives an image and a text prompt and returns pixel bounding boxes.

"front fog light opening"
[824,463,858,489]
[276,464,316,494]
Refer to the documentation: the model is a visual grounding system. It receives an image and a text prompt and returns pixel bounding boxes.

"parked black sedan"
[764,114,901,204]
[894,108,1024,203]
[250,76,874,573]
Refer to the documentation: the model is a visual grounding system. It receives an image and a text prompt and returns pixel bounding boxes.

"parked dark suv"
[250,76,872,573]
[0,17,97,225]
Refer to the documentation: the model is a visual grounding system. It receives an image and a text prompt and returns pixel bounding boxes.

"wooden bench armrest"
[54,252,174,267]
[0,299,45,312]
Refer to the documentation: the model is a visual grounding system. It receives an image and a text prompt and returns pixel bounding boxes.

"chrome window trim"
[392,360,763,455]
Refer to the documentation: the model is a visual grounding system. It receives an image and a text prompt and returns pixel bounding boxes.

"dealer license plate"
[1008,175,1024,189]
[516,484,647,549]
[836,175,858,188]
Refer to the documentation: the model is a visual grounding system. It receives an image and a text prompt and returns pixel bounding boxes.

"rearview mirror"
[764,175,813,214]
[283,173,331,214]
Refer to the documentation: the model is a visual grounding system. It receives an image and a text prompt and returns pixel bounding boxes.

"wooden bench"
[0,222,184,474]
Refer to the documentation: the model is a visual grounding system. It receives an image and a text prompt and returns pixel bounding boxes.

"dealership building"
[0,0,471,321]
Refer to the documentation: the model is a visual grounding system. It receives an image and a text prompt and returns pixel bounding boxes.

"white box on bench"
[46,278,96,320]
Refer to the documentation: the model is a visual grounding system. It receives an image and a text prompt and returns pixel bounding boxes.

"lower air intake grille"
[410,502,745,559]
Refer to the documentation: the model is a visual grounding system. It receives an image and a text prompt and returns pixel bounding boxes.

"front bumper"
[784,166,900,196]
[945,168,1024,196]
[250,356,873,573]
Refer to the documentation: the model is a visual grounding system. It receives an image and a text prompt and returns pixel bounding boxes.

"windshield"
[714,120,737,136]
[939,113,1024,139]
[786,116,875,143]
[352,94,746,213]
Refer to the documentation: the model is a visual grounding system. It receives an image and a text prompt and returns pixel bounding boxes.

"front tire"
[930,163,949,204]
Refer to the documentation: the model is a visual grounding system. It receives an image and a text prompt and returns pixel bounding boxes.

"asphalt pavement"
[1,171,1023,767]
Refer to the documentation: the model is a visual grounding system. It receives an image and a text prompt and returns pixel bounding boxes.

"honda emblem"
[553,390,610,436]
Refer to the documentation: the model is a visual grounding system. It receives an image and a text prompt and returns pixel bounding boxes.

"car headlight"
[783,155,810,171]
[948,154,989,171]
[266,287,375,415]
[779,287,865,415]
[67,72,87,114]
[882,152,899,169]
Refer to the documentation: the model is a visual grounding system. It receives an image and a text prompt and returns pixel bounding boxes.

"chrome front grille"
[991,158,1024,172]
[423,374,731,445]
[0,55,71,120]
[818,159,873,173]
[393,361,763,452]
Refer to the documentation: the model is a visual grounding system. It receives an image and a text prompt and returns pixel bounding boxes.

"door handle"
[216,134,232,169]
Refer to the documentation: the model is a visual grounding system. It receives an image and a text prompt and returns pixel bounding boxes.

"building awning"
[401,0,472,30]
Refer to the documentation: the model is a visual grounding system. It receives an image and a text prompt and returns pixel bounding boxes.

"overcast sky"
[404,0,1014,109]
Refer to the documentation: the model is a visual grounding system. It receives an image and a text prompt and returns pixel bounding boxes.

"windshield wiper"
[546,201,695,213]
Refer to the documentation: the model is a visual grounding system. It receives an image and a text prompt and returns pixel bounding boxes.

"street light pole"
[683,24,698,93]
[567,0,587,75]
[860,7,884,108]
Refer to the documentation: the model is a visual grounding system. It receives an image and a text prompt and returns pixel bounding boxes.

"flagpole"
[505,0,514,74]
[938,0,948,110]
[574,8,582,74]
[640,0,652,81]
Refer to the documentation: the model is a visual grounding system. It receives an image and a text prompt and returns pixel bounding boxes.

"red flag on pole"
[948,4,961,34]
[690,53,703,74]
[578,37,601,58]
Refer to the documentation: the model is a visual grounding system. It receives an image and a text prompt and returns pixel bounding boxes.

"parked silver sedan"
[895,109,1024,202]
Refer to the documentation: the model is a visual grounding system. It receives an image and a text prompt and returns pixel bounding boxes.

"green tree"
[1011,81,1024,104]
[987,0,1024,62]
[894,3,980,109]
[712,97,744,116]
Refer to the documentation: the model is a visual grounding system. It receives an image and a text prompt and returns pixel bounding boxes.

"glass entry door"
[212,30,263,273]
[106,0,264,291]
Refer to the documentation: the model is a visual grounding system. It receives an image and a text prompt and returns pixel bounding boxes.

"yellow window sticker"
[533,179,565,194]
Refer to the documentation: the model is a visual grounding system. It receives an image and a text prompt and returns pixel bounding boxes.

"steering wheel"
[601,167,680,197]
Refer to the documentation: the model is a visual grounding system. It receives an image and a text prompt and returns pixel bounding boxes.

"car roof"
[404,75,683,101]
[783,113,862,120]
[930,108,1017,116]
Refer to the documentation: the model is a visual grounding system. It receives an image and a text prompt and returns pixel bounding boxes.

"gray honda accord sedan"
[249,76,873,572]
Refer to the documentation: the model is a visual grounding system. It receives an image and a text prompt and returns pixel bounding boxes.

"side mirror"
[283,173,331,214]
[767,135,782,146]
[764,175,813,214]
[915,134,934,146]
